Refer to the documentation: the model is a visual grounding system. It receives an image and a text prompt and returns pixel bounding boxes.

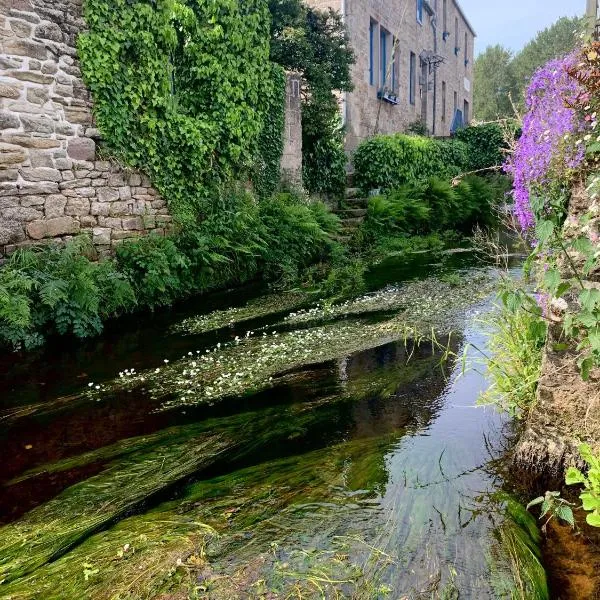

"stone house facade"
[306,0,475,153]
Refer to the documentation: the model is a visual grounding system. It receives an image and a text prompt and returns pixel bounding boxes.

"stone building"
[306,0,475,152]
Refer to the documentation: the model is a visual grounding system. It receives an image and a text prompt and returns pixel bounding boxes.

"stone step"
[344,197,369,208]
[339,217,364,228]
[345,187,361,199]
[334,208,367,219]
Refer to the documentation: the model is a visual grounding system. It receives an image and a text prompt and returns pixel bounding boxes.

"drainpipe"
[341,0,347,127]
[587,0,598,37]
[432,13,437,136]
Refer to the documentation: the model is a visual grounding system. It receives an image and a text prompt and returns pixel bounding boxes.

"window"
[369,19,377,86]
[409,52,416,105]
[464,99,470,123]
[391,37,398,92]
[454,17,459,54]
[380,28,388,88]
[417,0,423,23]
[443,0,447,33]
[453,90,458,114]
[441,81,446,122]
[464,32,468,65]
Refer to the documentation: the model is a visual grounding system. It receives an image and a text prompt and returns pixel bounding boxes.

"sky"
[458,0,586,56]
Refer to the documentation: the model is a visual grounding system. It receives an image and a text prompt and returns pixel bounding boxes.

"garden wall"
[0,0,173,258]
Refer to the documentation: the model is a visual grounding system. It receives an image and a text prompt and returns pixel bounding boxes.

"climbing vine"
[79,0,274,220]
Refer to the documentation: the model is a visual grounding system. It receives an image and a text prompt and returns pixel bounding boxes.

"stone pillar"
[280,72,303,186]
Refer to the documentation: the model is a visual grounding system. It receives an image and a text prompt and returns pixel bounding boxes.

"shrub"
[454,123,507,172]
[259,193,341,286]
[352,134,467,194]
[115,236,190,309]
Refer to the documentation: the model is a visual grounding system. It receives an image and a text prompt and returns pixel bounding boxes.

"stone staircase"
[333,187,369,243]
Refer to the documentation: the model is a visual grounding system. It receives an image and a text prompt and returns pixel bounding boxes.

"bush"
[453,123,507,172]
[352,134,468,194]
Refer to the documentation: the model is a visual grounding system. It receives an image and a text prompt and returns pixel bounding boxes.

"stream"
[0,248,549,599]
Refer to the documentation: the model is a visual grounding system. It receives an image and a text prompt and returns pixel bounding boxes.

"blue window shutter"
[369,21,374,85]
[380,30,387,88]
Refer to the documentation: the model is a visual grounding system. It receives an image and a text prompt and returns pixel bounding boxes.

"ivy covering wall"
[79,0,280,220]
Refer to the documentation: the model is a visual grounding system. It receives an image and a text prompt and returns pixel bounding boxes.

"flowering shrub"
[505,53,584,230]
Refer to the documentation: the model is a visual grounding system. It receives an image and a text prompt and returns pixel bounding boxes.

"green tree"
[474,45,517,121]
[268,0,354,195]
[512,16,583,106]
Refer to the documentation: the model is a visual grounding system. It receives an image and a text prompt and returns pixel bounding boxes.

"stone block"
[67,137,95,161]
[18,181,59,195]
[127,173,141,187]
[61,171,74,181]
[8,70,53,84]
[59,178,91,190]
[2,0,34,12]
[41,60,58,74]
[107,172,126,186]
[3,205,42,221]
[28,58,40,70]
[54,157,73,170]
[20,195,44,207]
[34,22,63,42]
[3,135,60,149]
[0,169,18,182]
[156,215,173,225]
[85,127,101,139]
[64,106,92,125]
[142,215,156,229]
[92,227,111,245]
[0,144,26,166]
[104,217,122,229]
[122,216,143,231]
[94,161,111,172]
[3,38,47,60]
[29,151,54,168]
[118,186,132,200]
[75,187,95,198]
[20,167,62,182]
[45,194,67,218]
[90,202,109,217]
[65,198,90,216]
[111,230,140,241]
[26,86,49,105]
[0,83,22,99]
[20,114,54,134]
[0,111,20,129]
[47,216,80,238]
[96,187,120,203]
[9,19,32,38]
[109,201,131,216]
[151,199,166,209]
[0,197,18,209]
[80,215,97,228]
[0,220,25,245]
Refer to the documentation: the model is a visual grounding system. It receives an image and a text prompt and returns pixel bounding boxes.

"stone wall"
[0,0,171,258]
[280,72,302,185]
[304,0,475,153]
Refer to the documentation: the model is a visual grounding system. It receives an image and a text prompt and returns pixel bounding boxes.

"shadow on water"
[0,243,548,599]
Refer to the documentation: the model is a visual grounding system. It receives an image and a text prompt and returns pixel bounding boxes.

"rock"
[18,181,59,195]
[44,194,67,218]
[92,227,111,245]
[26,87,49,105]
[8,70,53,84]
[118,186,132,200]
[96,187,120,203]
[9,19,31,38]
[94,161,111,172]
[0,83,22,99]
[67,137,95,162]
[29,151,54,168]
[55,121,75,136]
[20,114,54,134]
[122,216,143,230]
[3,206,42,221]
[65,198,90,216]
[109,201,131,216]
[0,169,18,182]
[20,167,62,182]
[26,219,45,239]
[127,173,141,187]
[59,178,91,190]
[0,143,26,165]
[20,195,44,207]
[103,217,122,229]
[3,38,47,60]
[41,60,57,74]
[75,187,95,198]
[0,111,20,129]
[3,134,60,149]
[33,22,62,42]
[0,220,25,245]
[64,107,92,126]
[107,172,126,186]
[46,216,80,238]
[90,202,109,216]
[54,157,73,170]
[111,230,140,241]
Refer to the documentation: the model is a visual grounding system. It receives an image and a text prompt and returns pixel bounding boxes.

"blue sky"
[458,0,586,55]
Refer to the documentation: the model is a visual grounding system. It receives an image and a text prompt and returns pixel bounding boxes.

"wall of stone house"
[304,0,474,154]
[0,0,171,259]
[280,72,303,185]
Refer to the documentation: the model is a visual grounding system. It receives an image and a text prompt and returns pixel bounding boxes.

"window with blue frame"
[380,28,387,89]
[416,0,423,23]
[391,37,397,92]
[409,52,416,105]
[369,19,376,86]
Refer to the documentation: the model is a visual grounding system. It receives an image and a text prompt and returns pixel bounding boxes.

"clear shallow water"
[0,250,544,599]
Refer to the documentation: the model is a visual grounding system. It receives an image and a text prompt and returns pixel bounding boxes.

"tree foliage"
[474,16,583,121]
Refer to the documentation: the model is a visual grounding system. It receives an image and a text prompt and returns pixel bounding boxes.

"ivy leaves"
[566,444,600,527]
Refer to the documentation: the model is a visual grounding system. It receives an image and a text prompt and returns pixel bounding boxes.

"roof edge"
[454,0,476,37]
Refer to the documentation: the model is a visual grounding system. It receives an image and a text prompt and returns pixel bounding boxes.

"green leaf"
[586,142,600,155]
[526,496,545,510]
[586,511,600,527]
[543,268,561,294]
[536,220,555,245]
[580,490,599,511]
[580,288,600,312]
[566,467,586,485]
[557,505,575,527]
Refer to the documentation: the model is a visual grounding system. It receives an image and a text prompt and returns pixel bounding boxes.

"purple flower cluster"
[505,54,584,231]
